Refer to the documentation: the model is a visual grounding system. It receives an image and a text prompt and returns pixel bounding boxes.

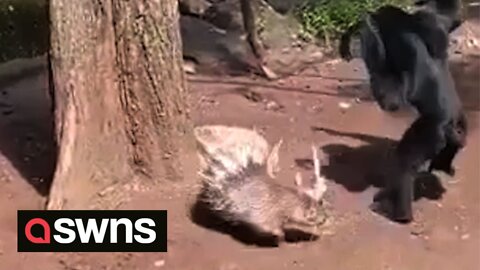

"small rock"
[338,102,351,110]
[265,100,283,112]
[454,226,459,231]
[154,260,165,267]
[310,104,323,113]
[183,61,196,74]
[461,233,470,240]
[354,98,362,103]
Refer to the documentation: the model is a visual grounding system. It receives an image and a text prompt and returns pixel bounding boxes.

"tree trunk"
[240,0,263,60]
[239,0,277,79]
[47,0,195,210]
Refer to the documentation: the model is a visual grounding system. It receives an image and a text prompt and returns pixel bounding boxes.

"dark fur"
[414,0,463,32]
[339,0,467,223]
[340,0,462,61]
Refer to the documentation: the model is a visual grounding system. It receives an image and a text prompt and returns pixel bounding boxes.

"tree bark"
[239,0,277,79]
[239,0,263,60]
[47,0,195,210]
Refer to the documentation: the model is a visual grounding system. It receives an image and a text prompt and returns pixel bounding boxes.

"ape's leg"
[377,117,446,223]
[374,162,416,223]
[393,167,416,223]
[429,115,467,176]
[428,139,461,175]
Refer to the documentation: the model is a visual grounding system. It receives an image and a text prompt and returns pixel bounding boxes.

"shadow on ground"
[0,56,56,196]
[307,127,446,202]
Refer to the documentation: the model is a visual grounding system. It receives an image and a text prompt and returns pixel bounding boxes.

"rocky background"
[2,0,478,78]
[178,0,326,77]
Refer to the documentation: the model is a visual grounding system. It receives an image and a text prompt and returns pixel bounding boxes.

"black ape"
[340,1,461,62]
[338,0,467,223]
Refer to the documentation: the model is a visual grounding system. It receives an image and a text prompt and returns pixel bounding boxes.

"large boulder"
[179,0,326,77]
[203,0,244,32]
[180,15,256,76]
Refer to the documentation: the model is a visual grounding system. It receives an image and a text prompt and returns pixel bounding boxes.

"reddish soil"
[0,30,479,270]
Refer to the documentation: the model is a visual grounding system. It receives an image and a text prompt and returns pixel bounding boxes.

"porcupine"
[194,125,328,244]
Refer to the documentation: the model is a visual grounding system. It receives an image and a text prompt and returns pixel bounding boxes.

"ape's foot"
[429,162,456,176]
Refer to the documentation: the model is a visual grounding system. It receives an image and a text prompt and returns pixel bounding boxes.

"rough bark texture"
[47,0,194,210]
[239,0,277,79]
[240,0,264,60]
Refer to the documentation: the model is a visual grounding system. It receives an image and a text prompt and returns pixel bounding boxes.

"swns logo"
[18,210,167,252]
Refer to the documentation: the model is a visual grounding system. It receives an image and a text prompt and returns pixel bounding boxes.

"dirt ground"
[0,21,479,270]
